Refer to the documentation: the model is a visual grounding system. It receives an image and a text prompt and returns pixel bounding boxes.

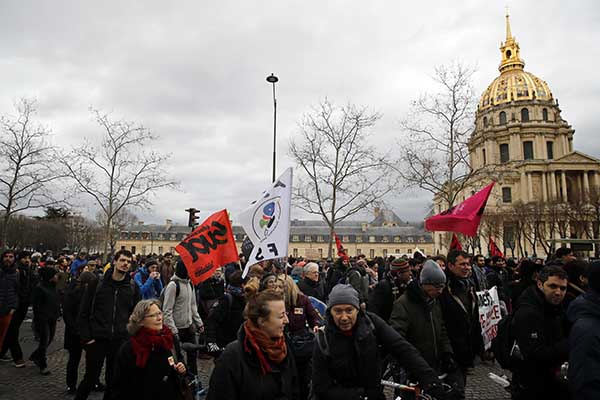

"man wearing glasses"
[390,260,464,397]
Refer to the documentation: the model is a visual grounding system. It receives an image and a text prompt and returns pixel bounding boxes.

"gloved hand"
[207,342,221,353]
[423,382,461,400]
[440,352,457,373]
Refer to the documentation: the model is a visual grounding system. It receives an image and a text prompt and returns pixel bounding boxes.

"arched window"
[542,108,548,121]
[521,108,529,122]
[483,116,488,128]
[499,111,507,125]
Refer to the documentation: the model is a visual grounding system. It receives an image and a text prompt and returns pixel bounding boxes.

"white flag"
[238,167,292,278]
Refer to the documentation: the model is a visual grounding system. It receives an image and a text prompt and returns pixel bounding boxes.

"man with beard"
[75,250,140,400]
[0,250,18,351]
[368,257,412,322]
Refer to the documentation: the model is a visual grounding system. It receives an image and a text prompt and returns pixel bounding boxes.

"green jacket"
[389,280,453,371]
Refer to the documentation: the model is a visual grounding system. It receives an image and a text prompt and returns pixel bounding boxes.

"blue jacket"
[70,258,87,276]
[568,290,600,400]
[134,267,164,299]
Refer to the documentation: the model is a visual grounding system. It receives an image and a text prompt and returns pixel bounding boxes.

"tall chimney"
[165,219,172,230]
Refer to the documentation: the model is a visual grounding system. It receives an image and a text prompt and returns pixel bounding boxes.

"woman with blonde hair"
[110,299,187,400]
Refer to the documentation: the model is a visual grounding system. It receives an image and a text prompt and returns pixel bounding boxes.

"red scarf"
[243,320,287,375]
[130,326,174,368]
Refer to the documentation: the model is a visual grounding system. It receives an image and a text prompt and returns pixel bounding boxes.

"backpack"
[207,292,234,319]
[159,280,192,305]
[491,313,520,370]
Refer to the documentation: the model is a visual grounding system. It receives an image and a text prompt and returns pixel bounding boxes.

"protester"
[110,299,187,400]
[0,250,18,351]
[312,284,455,400]
[439,250,483,385]
[486,255,510,307]
[0,251,38,368]
[297,262,326,302]
[548,247,576,267]
[205,270,246,350]
[207,289,299,400]
[196,267,225,320]
[158,253,174,287]
[511,266,569,399]
[63,271,98,394]
[29,267,60,375]
[509,259,543,307]
[346,259,370,306]
[70,251,88,277]
[325,256,349,295]
[75,250,141,400]
[470,254,488,291]
[567,261,600,400]
[368,257,411,322]
[562,259,589,309]
[133,259,164,300]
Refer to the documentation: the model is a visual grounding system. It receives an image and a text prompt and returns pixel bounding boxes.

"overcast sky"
[2,0,599,226]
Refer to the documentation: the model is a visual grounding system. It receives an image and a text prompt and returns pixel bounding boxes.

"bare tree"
[396,62,480,209]
[0,99,65,247]
[95,208,138,254]
[64,109,177,260]
[289,100,394,258]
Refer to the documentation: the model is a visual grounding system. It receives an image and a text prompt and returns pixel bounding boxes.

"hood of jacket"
[567,290,600,323]
[171,274,189,284]
[405,280,433,310]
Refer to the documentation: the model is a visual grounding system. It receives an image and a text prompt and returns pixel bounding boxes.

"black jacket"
[485,266,510,303]
[205,292,246,348]
[207,325,299,400]
[297,277,326,302]
[110,339,181,400]
[367,276,405,322]
[511,285,569,397]
[16,262,38,306]
[78,268,141,342]
[32,281,60,323]
[312,311,438,400]
[63,279,89,350]
[567,290,600,400]
[0,263,19,316]
[439,270,483,369]
[325,262,347,295]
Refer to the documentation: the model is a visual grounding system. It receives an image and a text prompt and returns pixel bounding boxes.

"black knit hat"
[38,266,58,282]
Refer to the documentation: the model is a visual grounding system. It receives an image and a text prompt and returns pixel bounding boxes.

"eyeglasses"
[144,311,163,319]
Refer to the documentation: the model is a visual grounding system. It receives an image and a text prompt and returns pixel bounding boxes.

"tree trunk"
[327,225,335,259]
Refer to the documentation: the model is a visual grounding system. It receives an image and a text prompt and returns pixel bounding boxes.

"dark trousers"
[0,313,12,350]
[295,355,311,400]
[74,338,124,400]
[175,327,199,378]
[30,319,57,369]
[0,303,28,361]
[66,343,83,389]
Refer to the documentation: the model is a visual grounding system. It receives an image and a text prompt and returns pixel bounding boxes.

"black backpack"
[491,313,517,370]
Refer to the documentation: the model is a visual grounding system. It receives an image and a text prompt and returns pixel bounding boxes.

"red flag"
[489,237,504,258]
[450,233,463,251]
[425,182,495,237]
[175,209,239,285]
[334,232,348,259]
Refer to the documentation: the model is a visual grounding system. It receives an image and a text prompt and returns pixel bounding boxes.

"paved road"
[0,316,511,400]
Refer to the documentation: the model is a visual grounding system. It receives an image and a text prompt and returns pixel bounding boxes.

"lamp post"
[266,73,278,182]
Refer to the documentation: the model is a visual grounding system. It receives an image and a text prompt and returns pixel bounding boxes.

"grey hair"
[127,299,162,336]
[304,262,319,274]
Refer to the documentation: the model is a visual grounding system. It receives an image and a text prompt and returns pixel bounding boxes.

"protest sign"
[476,286,502,350]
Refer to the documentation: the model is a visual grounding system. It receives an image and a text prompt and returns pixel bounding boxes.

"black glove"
[423,382,461,400]
[440,352,458,373]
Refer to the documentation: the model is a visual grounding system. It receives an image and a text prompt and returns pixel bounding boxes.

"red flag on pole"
[450,233,463,251]
[425,182,495,237]
[334,232,348,259]
[489,237,504,258]
[175,209,239,285]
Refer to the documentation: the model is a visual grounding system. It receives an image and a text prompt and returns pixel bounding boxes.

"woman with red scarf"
[207,289,299,400]
[110,299,187,400]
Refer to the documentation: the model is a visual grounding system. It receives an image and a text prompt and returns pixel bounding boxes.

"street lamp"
[266,73,278,182]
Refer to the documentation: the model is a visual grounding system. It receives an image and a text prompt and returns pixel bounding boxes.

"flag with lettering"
[450,233,463,251]
[425,182,495,236]
[238,167,293,278]
[176,209,239,285]
[489,237,504,258]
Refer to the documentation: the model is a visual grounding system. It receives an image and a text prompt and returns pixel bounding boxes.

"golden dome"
[478,14,553,111]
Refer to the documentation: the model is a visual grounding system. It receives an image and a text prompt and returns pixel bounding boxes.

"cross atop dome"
[499,12,525,73]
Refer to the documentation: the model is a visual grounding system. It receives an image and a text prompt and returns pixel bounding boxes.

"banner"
[489,237,504,258]
[450,233,463,251]
[175,209,239,285]
[476,286,501,350]
[425,182,495,236]
[334,232,347,258]
[238,167,292,278]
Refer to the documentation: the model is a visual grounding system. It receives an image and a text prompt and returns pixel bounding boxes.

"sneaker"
[40,367,51,375]
[66,387,76,395]
[29,355,41,369]
[93,382,105,392]
[14,359,26,368]
[0,354,11,362]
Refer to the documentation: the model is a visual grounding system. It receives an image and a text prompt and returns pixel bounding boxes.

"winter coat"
[367,276,405,322]
[70,258,87,276]
[325,260,347,295]
[389,280,453,372]
[205,292,246,348]
[32,281,60,323]
[511,285,569,398]
[110,339,181,400]
[162,275,203,334]
[470,264,488,292]
[196,278,225,318]
[207,326,299,400]
[63,279,86,350]
[312,311,438,400]
[287,293,319,335]
[567,290,600,400]
[0,263,19,316]
[346,266,370,304]
[133,266,164,300]
[485,266,510,303]
[297,277,326,302]
[563,282,586,311]
[439,270,483,369]
[16,262,38,306]
[78,268,141,342]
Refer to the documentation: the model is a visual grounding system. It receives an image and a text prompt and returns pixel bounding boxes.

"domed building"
[434,14,600,257]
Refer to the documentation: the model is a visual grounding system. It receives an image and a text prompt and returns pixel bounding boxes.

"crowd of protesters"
[1,246,599,400]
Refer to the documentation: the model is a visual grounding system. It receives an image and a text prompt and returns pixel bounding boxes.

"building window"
[383,249,388,258]
[382,236,390,243]
[293,248,298,258]
[500,143,510,163]
[542,108,548,121]
[343,235,350,242]
[368,236,376,243]
[158,246,163,254]
[407,237,415,243]
[356,236,363,243]
[316,235,324,243]
[393,236,401,243]
[407,249,412,254]
[141,246,147,255]
[499,111,507,125]
[131,246,136,254]
[482,148,486,165]
[502,187,512,203]
[521,108,529,122]
[547,141,554,159]
[369,249,375,258]
[305,235,312,242]
[158,233,164,240]
[395,249,401,254]
[418,237,426,243]
[356,248,362,256]
[318,248,323,258]
[292,235,300,242]
[483,116,488,127]
[523,141,534,160]
[170,247,175,253]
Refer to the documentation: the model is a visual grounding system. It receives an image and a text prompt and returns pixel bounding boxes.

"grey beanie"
[420,260,447,285]
[327,284,360,310]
